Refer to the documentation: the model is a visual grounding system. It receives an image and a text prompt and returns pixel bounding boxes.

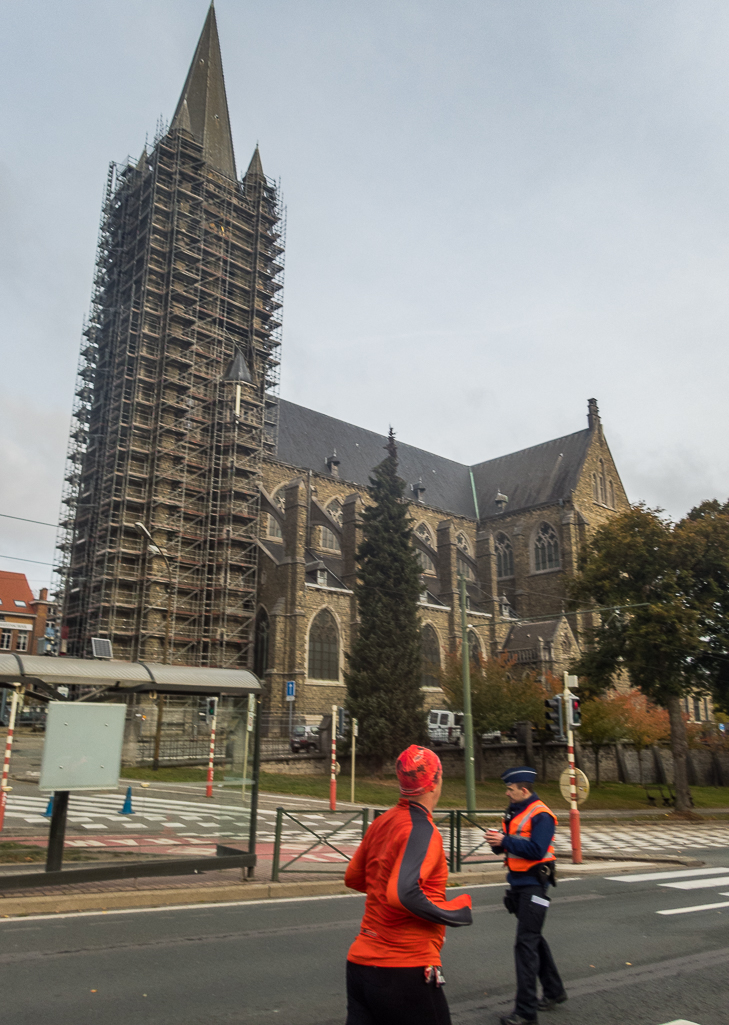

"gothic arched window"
[416,549,437,576]
[308,609,339,680]
[320,526,341,552]
[415,521,435,547]
[495,532,514,579]
[592,473,599,502]
[267,514,283,539]
[534,522,560,572]
[608,480,615,509]
[327,499,343,526]
[599,460,607,505]
[456,532,470,554]
[421,624,441,688]
[457,555,474,581]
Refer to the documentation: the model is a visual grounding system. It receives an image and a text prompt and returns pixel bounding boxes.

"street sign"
[559,767,590,806]
[285,680,296,702]
[40,703,126,792]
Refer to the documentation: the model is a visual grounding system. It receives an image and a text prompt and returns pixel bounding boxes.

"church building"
[56,4,630,718]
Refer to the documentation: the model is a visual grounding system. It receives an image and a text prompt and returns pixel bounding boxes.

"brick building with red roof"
[0,571,55,656]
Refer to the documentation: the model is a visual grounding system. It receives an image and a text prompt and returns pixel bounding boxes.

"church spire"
[171,3,236,179]
[245,145,265,181]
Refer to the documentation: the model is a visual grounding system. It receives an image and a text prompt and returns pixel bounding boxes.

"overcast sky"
[2,0,729,594]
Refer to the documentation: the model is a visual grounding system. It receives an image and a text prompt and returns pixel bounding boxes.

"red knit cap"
[396,745,442,797]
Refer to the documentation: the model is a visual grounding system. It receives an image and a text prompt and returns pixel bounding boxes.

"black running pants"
[346,961,452,1025]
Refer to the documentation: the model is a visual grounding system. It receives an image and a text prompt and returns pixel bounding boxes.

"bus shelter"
[0,655,262,890]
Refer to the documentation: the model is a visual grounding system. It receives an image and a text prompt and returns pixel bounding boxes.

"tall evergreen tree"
[345,430,427,765]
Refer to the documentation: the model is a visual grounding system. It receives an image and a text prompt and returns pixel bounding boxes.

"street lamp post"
[135,522,173,771]
[459,574,477,815]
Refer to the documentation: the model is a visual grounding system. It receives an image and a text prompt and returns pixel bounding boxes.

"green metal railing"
[455,809,502,872]
[271,807,370,881]
[374,807,457,871]
[269,806,503,881]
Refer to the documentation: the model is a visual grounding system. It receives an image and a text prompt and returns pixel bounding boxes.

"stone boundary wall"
[260,742,729,787]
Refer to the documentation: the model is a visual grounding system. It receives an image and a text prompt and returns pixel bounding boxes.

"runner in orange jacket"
[344,745,472,1025]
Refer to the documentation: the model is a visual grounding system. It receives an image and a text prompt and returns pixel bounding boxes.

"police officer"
[485,767,567,1025]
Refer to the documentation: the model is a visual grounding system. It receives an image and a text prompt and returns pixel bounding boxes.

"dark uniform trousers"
[510,883,564,1020]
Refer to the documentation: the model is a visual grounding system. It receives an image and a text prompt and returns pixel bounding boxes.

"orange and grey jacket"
[345,798,472,967]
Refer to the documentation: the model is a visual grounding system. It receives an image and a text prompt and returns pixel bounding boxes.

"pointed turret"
[245,145,265,181]
[171,3,236,179]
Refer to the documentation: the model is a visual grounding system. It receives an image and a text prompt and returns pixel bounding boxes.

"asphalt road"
[1,849,727,1025]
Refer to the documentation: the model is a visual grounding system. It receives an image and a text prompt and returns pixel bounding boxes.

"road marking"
[657,900,729,916]
[605,866,729,882]
[659,1020,704,1024]
[660,876,729,890]
[0,891,368,923]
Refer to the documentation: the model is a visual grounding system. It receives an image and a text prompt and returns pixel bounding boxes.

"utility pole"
[350,718,358,804]
[135,522,173,771]
[459,575,477,815]
[563,672,582,864]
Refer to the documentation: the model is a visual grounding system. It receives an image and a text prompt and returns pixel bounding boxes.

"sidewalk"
[0,851,702,919]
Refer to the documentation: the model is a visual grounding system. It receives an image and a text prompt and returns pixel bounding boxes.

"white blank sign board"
[39,703,126,791]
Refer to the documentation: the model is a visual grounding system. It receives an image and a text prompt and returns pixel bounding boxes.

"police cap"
[501,766,537,785]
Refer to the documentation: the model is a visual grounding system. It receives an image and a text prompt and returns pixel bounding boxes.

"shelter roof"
[0,655,260,696]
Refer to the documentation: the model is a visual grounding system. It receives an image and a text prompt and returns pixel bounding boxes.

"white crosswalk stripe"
[606,864,729,917]
[3,793,367,848]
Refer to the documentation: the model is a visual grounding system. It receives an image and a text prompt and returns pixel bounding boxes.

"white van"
[427,709,463,746]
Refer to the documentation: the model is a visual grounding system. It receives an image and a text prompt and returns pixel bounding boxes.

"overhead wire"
[0,512,56,527]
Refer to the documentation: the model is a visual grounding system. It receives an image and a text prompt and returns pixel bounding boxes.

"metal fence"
[270,807,502,880]
[455,810,503,872]
[271,807,370,880]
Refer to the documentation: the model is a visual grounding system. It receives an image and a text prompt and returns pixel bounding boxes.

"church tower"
[55,4,284,667]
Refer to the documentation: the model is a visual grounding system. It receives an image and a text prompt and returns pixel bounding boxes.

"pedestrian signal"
[544,696,563,738]
[568,696,581,728]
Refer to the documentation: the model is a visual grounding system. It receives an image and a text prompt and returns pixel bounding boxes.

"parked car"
[0,706,47,731]
[290,724,319,753]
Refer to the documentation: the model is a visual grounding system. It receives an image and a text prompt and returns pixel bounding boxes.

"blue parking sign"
[286,680,296,701]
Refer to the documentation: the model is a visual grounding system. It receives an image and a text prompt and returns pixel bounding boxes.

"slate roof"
[471,429,592,520]
[503,619,563,651]
[275,400,593,521]
[276,400,476,517]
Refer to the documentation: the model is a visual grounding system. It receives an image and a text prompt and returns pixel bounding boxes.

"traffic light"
[544,696,563,737]
[337,706,350,740]
[568,696,581,728]
[206,696,218,724]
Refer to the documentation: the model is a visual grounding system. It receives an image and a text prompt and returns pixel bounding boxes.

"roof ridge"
[469,427,591,471]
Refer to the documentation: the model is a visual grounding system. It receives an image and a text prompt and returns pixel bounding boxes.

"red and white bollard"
[563,672,582,864]
[0,686,22,832]
[205,696,218,799]
[566,731,582,864]
[329,704,337,812]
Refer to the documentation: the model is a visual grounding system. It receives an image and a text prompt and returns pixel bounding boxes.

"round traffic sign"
[559,767,590,806]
